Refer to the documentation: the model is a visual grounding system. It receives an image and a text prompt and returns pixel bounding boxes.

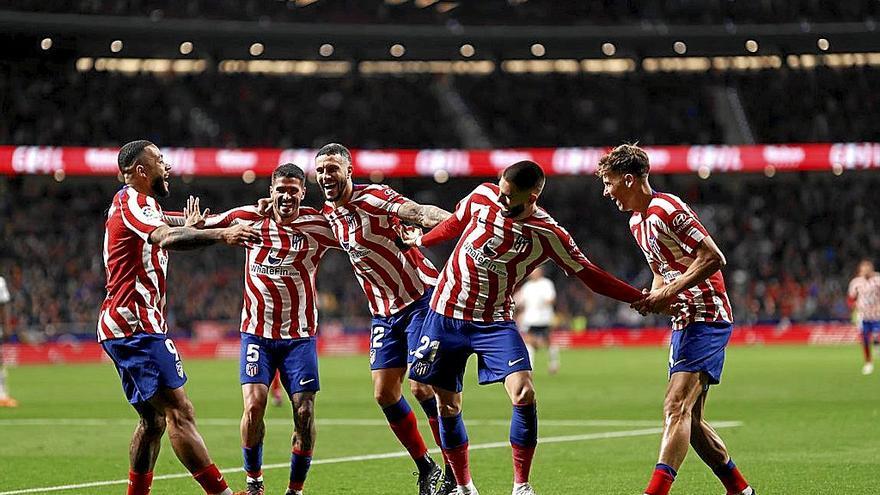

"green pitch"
[1,345,877,494]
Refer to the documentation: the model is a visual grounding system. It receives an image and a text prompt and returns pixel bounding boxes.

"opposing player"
[513,267,560,374]
[597,144,755,495]
[0,274,16,407]
[402,160,645,495]
[315,143,453,494]
[187,163,339,495]
[848,259,880,375]
[99,140,258,495]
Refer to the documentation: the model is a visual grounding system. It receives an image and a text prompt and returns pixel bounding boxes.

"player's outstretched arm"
[402,213,465,247]
[575,261,644,304]
[148,223,261,251]
[632,236,726,314]
[396,201,452,228]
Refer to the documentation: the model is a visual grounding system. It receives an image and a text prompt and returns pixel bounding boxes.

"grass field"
[0,345,877,494]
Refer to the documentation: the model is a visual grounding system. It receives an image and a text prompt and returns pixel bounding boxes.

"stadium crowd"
[1,170,874,342]
[6,0,879,25]
[3,61,879,148]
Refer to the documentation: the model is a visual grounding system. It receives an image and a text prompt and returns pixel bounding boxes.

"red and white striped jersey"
[323,184,438,317]
[848,274,880,321]
[97,186,169,342]
[431,183,592,322]
[629,192,733,330]
[205,206,339,339]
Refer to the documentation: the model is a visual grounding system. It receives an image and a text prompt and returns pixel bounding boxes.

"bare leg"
[241,384,269,449]
[292,391,316,453]
[149,386,214,473]
[688,387,730,469]
[656,371,705,470]
[130,400,167,473]
[288,391,317,493]
[372,368,406,407]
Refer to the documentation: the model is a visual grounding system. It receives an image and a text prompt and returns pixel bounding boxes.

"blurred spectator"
[3,61,879,149]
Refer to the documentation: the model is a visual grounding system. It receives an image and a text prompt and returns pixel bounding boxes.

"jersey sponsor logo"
[245,362,259,377]
[480,237,502,257]
[464,242,505,275]
[340,240,371,260]
[670,212,693,234]
[250,263,296,277]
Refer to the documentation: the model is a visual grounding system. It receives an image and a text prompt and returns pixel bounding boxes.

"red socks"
[644,464,676,495]
[712,459,750,494]
[443,443,471,485]
[127,471,153,495]
[192,463,229,494]
[511,444,536,484]
[389,410,429,459]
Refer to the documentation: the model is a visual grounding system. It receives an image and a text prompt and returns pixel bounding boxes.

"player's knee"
[243,398,267,423]
[663,396,692,424]
[373,385,401,407]
[139,412,166,437]
[409,380,433,402]
[166,399,197,429]
[437,400,461,417]
[509,382,536,405]
[294,398,315,423]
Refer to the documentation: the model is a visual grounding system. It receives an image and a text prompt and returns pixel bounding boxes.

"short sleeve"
[454,190,480,222]
[540,224,591,277]
[203,205,264,229]
[119,190,166,242]
[665,209,708,253]
[360,185,411,215]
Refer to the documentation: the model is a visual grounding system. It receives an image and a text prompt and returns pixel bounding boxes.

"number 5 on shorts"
[246,343,260,363]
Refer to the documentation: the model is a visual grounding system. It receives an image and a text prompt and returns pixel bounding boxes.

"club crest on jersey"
[512,234,531,253]
[343,212,360,229]
[648,234,662,257]
[245,362,259,377]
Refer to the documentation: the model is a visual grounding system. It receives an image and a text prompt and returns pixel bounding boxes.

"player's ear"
[624,173,635,187]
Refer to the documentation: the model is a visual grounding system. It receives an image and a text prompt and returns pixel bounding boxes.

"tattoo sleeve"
[397,202,452,228]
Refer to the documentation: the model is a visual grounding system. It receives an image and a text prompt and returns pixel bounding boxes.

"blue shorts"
[408,309,531,393]
[669,321,733,385]
[240,333,320,395]
[862,320,880,337]
[369,289,433,370]
[101,333,187,405]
